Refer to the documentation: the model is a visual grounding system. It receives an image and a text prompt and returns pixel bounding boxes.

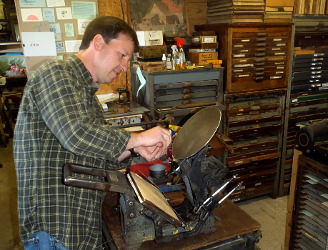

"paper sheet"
[21,8,44,22]
[136,66,146,98]
[21,32,56,56]
[65,40,81,52]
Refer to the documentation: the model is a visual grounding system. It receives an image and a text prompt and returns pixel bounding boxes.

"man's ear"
[93,34,105,51]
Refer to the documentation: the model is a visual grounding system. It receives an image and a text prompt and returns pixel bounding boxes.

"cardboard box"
[136,30,163,46]
[188,52,218,66]
[138,61,164,72]
[138,45,166,58]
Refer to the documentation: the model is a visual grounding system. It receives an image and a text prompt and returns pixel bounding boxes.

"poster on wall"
[129,0,187,37]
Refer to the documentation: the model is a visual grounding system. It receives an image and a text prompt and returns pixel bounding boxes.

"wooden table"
[103,193,261,249]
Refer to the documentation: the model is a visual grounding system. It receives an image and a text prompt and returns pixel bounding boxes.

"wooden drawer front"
[227,96,282,118]
[228,147,278,166]
[232,135,279,154]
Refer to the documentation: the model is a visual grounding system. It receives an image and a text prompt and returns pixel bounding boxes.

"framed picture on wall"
[129,0,187,37]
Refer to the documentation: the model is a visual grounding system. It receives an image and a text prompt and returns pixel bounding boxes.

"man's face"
[93,33,135,84]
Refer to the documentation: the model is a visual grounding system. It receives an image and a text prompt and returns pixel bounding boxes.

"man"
[14,16,171,249]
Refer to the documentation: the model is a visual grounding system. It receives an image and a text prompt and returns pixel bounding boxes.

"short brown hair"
[79,16,139,51]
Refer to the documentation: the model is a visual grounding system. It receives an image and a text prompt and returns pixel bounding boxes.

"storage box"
[192,36,217,44]
[138,45,167,58]
[136,31,163,46]
[138,61,164,73]
[188,52,218,66]
[191,42,219,49]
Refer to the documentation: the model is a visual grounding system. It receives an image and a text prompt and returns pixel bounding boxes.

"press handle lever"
[63,163,131,193]
[195,175,238,214]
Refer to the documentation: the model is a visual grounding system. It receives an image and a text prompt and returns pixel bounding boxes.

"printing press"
[295,119,328,163]
[63,106,242,249]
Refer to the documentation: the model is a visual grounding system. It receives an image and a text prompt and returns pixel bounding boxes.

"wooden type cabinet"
[195,23,292,93]
[286,155,328,250]
[280,18,328,196]
[131,68,223,124]
[223,90,286,201]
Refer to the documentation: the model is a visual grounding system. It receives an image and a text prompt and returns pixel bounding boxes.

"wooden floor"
[0,139,288,250]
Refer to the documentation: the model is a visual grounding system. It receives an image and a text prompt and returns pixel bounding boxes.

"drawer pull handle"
[182,88,191,94]
[183,94,192,99]
[182,100,191,105]
[183,82,193,87]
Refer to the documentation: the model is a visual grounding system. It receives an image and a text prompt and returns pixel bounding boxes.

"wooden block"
[265,0,294,7]
[206,59,223,65]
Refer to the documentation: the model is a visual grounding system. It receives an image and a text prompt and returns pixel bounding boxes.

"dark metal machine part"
[172,106,222,160]
[295,119,328,153]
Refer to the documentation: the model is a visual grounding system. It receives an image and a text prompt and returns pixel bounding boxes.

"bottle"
[166,54,172,70]
[162,54,167,70]
[176,38,186,70]
[171,45,178,70]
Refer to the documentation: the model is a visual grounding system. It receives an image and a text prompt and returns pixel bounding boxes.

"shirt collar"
[67,54,100,89]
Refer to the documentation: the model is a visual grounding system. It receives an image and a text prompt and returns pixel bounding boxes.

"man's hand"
[118,126,172,162]
[134,144,163,162]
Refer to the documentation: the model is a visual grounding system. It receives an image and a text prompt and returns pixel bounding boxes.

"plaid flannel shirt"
[14,54,130,249]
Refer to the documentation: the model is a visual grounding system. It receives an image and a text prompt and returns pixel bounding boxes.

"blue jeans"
[24,231,69,250]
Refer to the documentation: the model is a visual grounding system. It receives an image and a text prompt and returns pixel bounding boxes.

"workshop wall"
[96,0,209,95]
[96,0,131,95]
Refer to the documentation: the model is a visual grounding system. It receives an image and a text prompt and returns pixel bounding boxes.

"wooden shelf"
[0,42,22,53]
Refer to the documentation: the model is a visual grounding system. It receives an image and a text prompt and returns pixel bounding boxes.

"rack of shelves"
[279,16,328,196]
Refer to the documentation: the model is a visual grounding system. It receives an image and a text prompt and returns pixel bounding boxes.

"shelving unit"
[279,16,328,196]
[224,90,286,201]
[0,42,22,54]
[194,22,292,201]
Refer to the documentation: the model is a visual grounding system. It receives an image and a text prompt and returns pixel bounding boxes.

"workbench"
[102,193,261,250]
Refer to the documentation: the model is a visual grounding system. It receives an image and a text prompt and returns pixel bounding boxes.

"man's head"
[80,16,139,51]
[78,16,139,84]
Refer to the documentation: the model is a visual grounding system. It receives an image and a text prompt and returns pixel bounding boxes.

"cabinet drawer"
[232,135,279,154]
[154,79,218,90]
[155,96,216,108]
[227,150,279,168]
[155,85,217,96]
[155,90,216,102]
[228,124,282,139]
[152,70,221,84]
